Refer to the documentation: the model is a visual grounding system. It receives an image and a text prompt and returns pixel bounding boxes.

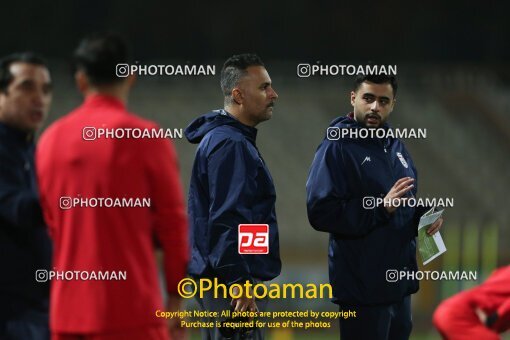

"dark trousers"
[0,308,49,340]
[339,296,412,340]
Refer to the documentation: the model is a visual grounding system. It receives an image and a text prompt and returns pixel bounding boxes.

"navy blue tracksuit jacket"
[306,113,427,306]
[0,122,52,321]
[185,110,281,285]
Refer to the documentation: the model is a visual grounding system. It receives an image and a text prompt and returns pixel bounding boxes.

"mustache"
[365,113,380,120]
[267,102,275,108]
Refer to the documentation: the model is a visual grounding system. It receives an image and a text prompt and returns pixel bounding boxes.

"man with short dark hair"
[0,52,52,340]
[36,32,188,340]
[306,74,443,340]
[185,53,281,340]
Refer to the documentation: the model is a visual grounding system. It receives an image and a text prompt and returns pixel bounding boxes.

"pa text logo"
[238,224,269,254]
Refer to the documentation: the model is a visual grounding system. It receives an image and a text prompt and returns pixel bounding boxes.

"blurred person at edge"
[434,265,510,339]
[185,54,281,340]
[306,74,443,340]
[35,32,188,340]
[0,52,52,340]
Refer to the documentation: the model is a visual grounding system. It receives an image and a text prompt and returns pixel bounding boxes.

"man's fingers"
[395,184,414,197]
[427,221,438,235]
[249,301,258,312]
[394,177,412,186]
[427,226,438,235]
[234,299,243,312]
[393,177,414,189]
[391,180,414,196]
[234,299,250,312]
[475,308,487,324]
[427,218,443,235]
[394,178,414,190]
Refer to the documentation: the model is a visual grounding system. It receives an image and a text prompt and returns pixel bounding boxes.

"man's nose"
[370,100,380,112]
[33,89,47,107]
[270,88,278,100]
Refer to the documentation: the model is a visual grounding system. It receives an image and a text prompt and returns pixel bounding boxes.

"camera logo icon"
[362,197,376,209]
[82,127,96,141]
[35,270,48,282]
[116,63,130,77]
[386,270,399,283]
[60,197,73,210]
[327,127,341,140]
[297,63,311,78]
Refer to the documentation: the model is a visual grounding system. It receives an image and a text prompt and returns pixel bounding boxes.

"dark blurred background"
[2,1,510,63]
[2,1,509,339]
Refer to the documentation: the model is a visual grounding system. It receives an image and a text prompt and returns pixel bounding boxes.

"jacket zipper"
[380,138,395,182]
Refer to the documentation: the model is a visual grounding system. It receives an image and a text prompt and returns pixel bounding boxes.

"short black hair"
[0,52,48,93]
[73,32,132,85]
[354,74,398,97]
[220,53,265,104]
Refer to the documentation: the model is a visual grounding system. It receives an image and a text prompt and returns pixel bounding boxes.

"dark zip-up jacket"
[185,110,281,285]
[0,122,51,320]
[307,113,427,305]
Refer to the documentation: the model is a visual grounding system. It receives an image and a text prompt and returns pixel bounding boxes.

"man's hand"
[167,294,187,340]
[476,307,488,324]
[231,285,258,313]
[427,216,443,235]
[384,177,414,214]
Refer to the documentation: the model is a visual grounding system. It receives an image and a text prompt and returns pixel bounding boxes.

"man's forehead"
[357,81,393,97]
[9,62,51,82]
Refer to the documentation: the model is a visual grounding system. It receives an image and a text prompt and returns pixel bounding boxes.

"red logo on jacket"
[238,224,269,254]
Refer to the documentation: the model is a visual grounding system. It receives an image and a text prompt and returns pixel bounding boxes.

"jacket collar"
[224,110,258,143]
[0,121,34,145]
[82,94,126,111]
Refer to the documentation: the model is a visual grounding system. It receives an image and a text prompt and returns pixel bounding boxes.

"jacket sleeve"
[306,140,391,236]
[493,298,510,333]
[147,136,189,295]
[0,154,45,230]
[207,138,256,285]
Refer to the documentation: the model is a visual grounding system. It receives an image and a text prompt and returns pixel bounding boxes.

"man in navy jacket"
[185,54,280,340]
[0,53,52,339]
[306,74,443,340]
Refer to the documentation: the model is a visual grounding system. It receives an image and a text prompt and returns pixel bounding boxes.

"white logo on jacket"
[396,152,409,168]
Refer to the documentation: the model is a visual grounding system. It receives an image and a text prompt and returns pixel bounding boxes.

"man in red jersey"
[35,32,188,340]
[433,265,510,339]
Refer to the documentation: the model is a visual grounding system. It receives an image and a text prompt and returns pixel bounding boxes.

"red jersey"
[470,265,510,332]
[36,94,188,333]
[433,265,510,339]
